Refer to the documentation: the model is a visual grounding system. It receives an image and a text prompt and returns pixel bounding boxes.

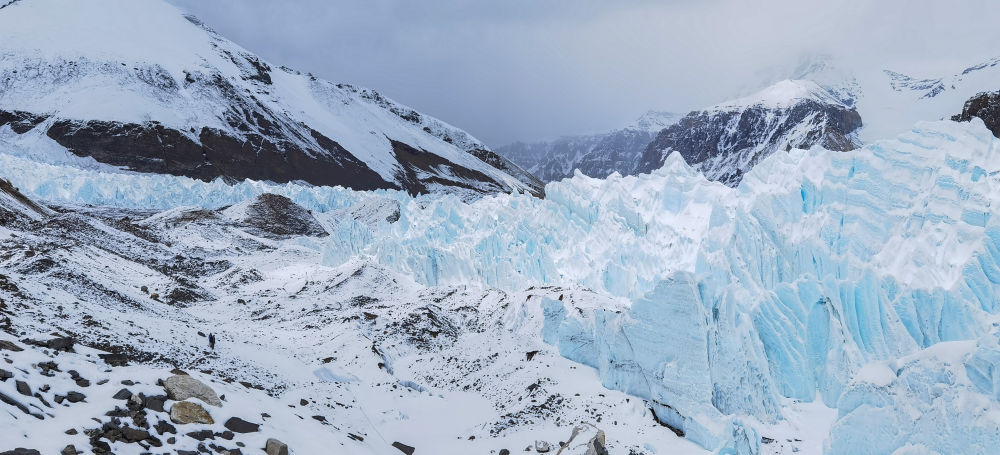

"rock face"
[169,400,214,425]
[0,0,543,198]
[952,91,1000,138]
[239,193,328,237]
[163,375,222,407]
[637,80,862,186]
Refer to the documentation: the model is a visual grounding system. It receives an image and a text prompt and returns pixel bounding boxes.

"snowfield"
[2,118,1000,454]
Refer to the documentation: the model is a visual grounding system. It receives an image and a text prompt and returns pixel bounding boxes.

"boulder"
[391,442,415,455]
[169,400,214,425]
[0,449,41,455]
[143,394,167,412]
[265,438,289,455]
[60,445,78,455]
[14,380,30,396]
[112,388,132,400]
[223,417,260,433]
[535,441,552,453]
[0,340,23,352]
[154,420,177,435]
[120,427,150,442]
[584,430,608,455]
[163,374,222,407]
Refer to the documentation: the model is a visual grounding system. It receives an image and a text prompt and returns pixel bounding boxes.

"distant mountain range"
[494,111,681,182]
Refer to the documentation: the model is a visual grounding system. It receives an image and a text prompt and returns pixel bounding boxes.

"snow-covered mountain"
[636,80,862,186]
[510,55,1000,190]
[495,111,681,182]
[0,0,543,197]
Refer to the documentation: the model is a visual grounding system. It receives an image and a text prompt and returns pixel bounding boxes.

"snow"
[711,80,847,110]
[628,110,683,132]
[4,117,1000,453]
[0,0,533,195]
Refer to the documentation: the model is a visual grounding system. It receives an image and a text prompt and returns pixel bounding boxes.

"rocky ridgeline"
[0,335,289,455]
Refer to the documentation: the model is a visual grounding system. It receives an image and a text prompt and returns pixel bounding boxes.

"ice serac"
[0,0,542,197]
[495,111,681,182]
[637,80,863,186]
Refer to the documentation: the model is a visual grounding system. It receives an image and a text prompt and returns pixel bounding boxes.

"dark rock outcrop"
[952,91,1000,138]
[637,96,862,186]
[223,417,260,433]
[35,115,394,192]
[240,193,328,237]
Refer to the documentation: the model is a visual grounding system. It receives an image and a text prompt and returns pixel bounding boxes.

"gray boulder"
[265,438,289,455]
[163,375,222,407]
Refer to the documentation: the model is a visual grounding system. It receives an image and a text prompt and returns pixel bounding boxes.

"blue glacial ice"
[4,119,1000,454]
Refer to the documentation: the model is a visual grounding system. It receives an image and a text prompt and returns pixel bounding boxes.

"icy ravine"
[4,119,1000,454]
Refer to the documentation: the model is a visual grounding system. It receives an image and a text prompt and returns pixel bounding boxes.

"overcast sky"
[168,0,999,146]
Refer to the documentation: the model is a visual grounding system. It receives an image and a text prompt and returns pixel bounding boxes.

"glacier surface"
[3,119,1000,454]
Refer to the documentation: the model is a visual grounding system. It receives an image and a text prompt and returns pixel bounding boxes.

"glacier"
[3,118,1000,454]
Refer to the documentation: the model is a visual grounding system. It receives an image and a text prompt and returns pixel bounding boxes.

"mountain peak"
[711,79,844,111]
[627,110,682,132]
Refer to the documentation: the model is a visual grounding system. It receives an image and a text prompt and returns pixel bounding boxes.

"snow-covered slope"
[495,111,681,182]
[0,0,542,197]
[757,54,1000,144]
[4,118,1000,454]
[636,80,862,186]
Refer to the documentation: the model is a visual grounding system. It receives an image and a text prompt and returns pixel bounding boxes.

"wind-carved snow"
[4,119,1000,454]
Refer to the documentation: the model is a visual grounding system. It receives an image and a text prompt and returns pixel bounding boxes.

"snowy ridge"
[0,0,541,196]
[627,110,684,133]
[710,79,848,110]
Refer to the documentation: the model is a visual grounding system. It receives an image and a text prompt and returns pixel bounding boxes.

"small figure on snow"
[208,333,216,350]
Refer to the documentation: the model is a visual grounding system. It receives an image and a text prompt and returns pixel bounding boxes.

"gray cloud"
[168,0,1000,146]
